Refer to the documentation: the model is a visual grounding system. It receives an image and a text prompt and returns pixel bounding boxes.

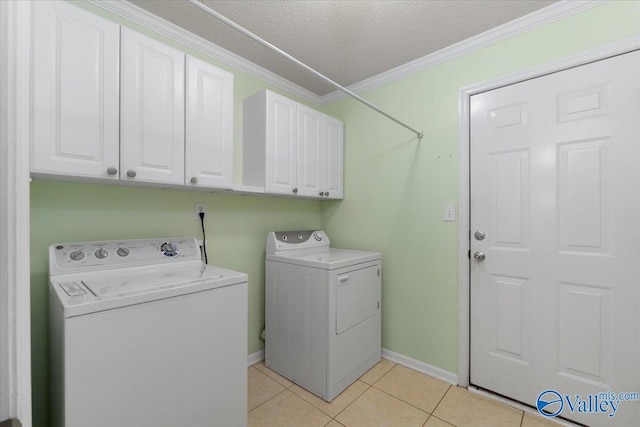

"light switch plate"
[444,204,456,222]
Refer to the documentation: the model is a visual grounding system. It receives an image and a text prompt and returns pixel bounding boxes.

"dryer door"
[336,264,380,334]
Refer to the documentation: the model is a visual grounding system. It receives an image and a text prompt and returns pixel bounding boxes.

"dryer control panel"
[49,237,201,275]
[266,230,330,255]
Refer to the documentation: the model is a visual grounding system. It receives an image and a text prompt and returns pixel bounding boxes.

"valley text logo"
[537,389,640,419]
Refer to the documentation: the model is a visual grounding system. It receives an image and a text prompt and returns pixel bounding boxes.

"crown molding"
[319,0,606,104]
[86,0,605,107]
[85,0,323,105]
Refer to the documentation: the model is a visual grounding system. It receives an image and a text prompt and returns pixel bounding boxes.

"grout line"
[247,387,289,414]
[430,383,452,415]
[371,386,431,416]
[331,382,371,421]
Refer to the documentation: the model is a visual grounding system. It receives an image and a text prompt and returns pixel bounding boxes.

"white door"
[185,55,234,189]
[470,51,640,426]
[322,115,344,199]
[121,28,185,185]
[265,91,297,195]
[297,105,323,197]
[32,1,120,179]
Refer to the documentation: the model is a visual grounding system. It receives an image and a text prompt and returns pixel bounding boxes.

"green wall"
[320,1,640,373]
[29,1,640,426]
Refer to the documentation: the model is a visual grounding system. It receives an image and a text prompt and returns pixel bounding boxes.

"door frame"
[0,0,32,425]
[457,35,640,388]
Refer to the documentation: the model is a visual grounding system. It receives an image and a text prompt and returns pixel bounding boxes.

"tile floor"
[248,358,561,427]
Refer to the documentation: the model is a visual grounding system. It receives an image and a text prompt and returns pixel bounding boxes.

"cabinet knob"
[126,169,136,178]
[292,188,298,194]
[325,192,329,197]
[319,191,324,196]
[106,166,118,176]
[190,177,198,184]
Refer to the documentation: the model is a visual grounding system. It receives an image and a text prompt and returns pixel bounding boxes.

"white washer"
[49,237,248,427]
[265,230,381,402]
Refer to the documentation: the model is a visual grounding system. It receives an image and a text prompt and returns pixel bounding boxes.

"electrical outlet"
[195,203,206,221]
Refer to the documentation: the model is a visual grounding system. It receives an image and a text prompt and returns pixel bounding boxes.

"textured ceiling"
[128,0,557,96]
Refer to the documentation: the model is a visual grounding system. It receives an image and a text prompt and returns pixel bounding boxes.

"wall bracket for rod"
[187,0,424,141]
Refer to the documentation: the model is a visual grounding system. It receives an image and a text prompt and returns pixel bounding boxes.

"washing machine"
[265,230,381,402]
[49,237,248,427]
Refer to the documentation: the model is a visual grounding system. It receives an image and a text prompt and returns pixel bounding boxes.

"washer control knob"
[116,247,130,257]
[313,232,322,242]
[69,250,85,261]
[161,241,179,257]
[94,248,109,259]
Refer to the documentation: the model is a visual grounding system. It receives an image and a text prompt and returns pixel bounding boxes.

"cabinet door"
[185,56,234,189]
[265,91,297,195]
[121,28,185,185]
[322,115,344,199]
[32,1,120,179]
[297,105,323,197]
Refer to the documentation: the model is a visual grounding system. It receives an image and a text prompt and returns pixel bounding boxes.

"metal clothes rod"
[186,0,424,140]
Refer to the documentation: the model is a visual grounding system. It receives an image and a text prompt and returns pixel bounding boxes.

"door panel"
[470,51,640,426]
[120,28,185,185]
[297,105,323,197]
[265,92,297,194]
[32,1,120,179]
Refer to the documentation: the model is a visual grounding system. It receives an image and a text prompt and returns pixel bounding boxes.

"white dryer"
[49,237,248,427]
[265,230,381,402]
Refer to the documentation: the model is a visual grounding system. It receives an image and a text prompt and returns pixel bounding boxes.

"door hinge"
[468,250,470,259]
[377,301,380,309]
[377,269,380,276]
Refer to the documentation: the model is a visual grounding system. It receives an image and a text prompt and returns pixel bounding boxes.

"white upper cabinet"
[322,115,344,199]
[120,28,185,185]
[185,56,234,189]
[297,105,323,197]
[32,1,120,180]
[243,90,343,199]
[265,91,298,195]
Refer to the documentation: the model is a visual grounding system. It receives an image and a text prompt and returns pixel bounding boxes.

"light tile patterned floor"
[248,359,562,427]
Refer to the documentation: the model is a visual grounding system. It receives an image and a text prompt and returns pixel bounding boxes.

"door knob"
[474,230,485,241]
[473,251,486,261]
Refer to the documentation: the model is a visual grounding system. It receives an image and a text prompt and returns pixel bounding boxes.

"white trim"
[87,0,604,106]
[381,348,458,385]
[247,350,265,367]
[320,0,604,104]
[0,1,32,425]
[85,0,323,105]
[458,34,640,391]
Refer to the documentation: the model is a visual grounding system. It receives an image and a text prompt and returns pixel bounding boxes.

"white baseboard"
[247,350,265,367]
[381,348,458,385]
[247,347,458,385]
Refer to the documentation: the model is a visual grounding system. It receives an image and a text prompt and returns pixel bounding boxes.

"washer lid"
[267,248,381,270]
[50,262,248,318]
[82,265,223,297]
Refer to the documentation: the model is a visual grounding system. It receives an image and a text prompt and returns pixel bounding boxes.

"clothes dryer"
[265,230,381,402]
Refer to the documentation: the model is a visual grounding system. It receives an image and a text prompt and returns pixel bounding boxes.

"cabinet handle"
[190,177,198,184]
[126,169,136,178]
[106,167,118,176]
[292,188,298,194]
[338,276,350,285]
